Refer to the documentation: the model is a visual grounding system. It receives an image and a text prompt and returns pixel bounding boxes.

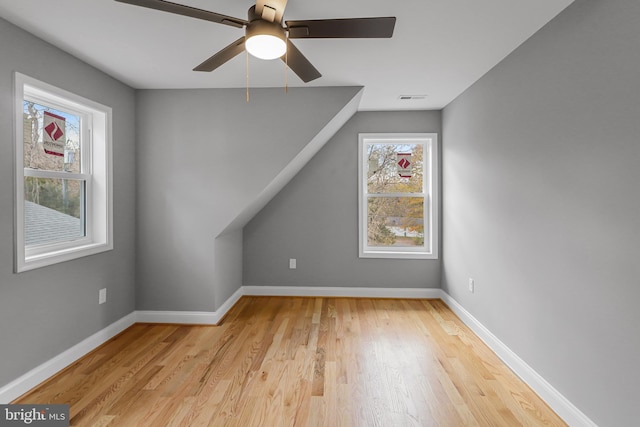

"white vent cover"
[398,95,427,100]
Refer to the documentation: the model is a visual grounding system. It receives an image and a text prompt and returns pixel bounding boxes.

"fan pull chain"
[285,33,289,94]
[246,49,250,102]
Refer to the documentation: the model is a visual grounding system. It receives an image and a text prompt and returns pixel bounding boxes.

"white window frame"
[358,133,438,259]
[14,72,113,272]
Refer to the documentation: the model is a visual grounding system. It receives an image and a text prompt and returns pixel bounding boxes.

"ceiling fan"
[115,0,396,83]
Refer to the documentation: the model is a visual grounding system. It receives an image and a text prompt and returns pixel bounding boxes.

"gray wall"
[0,18,136,388]
[244,111,442,288]
[135,87,361,311]
[213,229,244,308]
[441,0,640,425]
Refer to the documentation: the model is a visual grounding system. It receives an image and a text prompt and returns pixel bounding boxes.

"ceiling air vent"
[399,95,427,100]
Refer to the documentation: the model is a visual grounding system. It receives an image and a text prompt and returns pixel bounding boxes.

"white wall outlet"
[468,278,475,293]
[99,288,107,304]
[289,258,297,269]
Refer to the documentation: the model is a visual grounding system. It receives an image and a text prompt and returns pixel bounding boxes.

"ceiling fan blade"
[286,17,396,38]
[193,37,246,72]
[255,0,288,23]
[282,39,321,83]
[115,0,247,28]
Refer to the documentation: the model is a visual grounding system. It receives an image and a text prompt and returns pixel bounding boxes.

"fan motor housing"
[246,18,286,41]
[247,5,285,34]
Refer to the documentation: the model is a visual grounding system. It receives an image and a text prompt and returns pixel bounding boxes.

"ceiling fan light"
[245,18,287,60]
[246,34,286,60]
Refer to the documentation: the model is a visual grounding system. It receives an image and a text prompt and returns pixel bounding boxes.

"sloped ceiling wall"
[135,86,363,311]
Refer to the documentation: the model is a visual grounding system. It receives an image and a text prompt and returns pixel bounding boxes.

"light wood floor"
[15,297,566,426]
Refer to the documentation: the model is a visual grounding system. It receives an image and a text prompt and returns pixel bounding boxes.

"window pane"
[23,101,81,172]
[24,177,85,246]
[367,197,424,247]
[367,143,423,194]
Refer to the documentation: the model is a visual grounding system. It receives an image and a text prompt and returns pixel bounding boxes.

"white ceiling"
[0,0,574,110]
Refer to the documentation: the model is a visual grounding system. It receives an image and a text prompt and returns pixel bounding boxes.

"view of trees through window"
[23,100,84,244]
[366,143,425,247]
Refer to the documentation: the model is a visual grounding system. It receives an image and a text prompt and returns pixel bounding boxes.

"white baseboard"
[135,310,220,324]
[136,287,243,325]
[439,293,597,427]
[243,285,443,299]
[135,286,439,323]
[0,312,136,404]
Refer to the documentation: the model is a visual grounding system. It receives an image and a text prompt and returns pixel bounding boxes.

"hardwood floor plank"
[184,378,230,426]
[89,414,115,427]
[14,296,567,427]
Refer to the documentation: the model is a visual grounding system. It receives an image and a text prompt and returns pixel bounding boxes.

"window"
[14,73,112,272]
[358,133,438,259]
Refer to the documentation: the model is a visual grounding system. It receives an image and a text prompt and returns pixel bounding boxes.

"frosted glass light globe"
[246,34,286,60]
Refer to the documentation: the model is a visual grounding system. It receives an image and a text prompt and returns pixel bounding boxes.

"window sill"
[359,250,438,260]
[18,241,113,272]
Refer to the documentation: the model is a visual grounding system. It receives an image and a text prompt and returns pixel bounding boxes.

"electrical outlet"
[468,278,475,293]
[289,258,297,269]
[99,288,107,304]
